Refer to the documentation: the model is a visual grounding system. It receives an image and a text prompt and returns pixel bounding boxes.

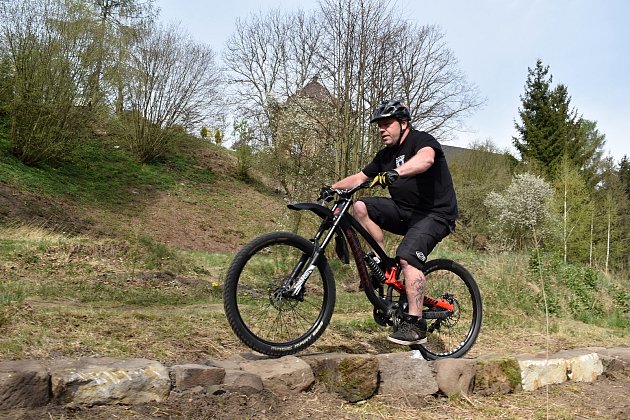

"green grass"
[1,218,628,363]
[0,124,628,363]
[0,280,26,305]
[0,133,217,208]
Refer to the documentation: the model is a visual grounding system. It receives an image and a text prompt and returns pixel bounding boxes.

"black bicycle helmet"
[370,99,411,123]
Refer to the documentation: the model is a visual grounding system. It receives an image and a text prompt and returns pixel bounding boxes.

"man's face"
[376,118,407,147]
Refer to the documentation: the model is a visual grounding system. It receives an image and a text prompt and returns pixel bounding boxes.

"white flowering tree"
[484,173,555,251]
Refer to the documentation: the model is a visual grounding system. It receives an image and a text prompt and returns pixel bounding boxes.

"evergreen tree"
[619,155,630,199]
[513,59,582,177]
[513,59,556,168]
[576,119,606,188]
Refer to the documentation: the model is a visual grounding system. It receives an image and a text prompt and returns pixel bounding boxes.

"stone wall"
[1,347,629,410]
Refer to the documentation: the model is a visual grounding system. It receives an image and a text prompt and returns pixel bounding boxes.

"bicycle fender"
[287,203,333,220]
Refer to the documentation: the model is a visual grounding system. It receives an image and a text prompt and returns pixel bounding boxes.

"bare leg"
[354,201,385,252]
[400,258,425,317]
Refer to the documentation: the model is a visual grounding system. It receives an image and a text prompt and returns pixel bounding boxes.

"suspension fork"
[287,199,354,297]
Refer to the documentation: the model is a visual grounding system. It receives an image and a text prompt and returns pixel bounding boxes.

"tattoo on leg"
[411,276,426,312]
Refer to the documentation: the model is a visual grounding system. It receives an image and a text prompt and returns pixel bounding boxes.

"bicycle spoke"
[231,239,329,346]
[414,260,482,359]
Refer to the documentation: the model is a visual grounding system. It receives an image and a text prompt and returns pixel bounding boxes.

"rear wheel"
[223,231,336,357]
[412,259,482,359]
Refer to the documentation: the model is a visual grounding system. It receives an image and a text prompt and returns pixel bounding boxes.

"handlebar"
[344,181,372,196]
[320,181,372,203]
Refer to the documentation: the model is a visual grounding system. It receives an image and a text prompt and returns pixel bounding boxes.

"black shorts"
[359,197,453,270]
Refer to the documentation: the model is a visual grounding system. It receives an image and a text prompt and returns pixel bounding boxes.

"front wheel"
[223,231,336,357]
[412,259,483,360]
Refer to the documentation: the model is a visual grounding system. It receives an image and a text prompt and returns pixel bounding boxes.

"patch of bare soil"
[0,183,90,234]
[1,171,286,255]
[136,179,286,254]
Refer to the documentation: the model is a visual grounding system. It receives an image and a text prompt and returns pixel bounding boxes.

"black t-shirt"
[362,130,458,222]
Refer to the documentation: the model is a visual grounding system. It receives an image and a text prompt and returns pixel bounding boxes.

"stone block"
[238,355,314,396]
[170,364,225,390]
[302,353,378,402]
[375,351,438,397]
[433,358,476,396]
[223,369,264,394]
[517,349,603,391]
[0,360,50,409]
[48,357,170,406]
[474,356,522,395]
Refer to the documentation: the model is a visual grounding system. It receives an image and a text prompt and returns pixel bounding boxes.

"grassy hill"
[0,129,629,365]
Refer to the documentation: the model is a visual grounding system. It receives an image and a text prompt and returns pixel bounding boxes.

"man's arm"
[332,172,370,190]
[395,146,435,177]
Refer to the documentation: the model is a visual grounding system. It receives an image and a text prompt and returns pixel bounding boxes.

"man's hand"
[318,185,336,202]
[370,170,399,188]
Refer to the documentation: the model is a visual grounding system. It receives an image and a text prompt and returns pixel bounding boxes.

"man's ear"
[401,120,409,130]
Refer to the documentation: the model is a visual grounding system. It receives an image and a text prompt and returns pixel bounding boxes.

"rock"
[0,360,49,409]
[223,369,264,394]
[206,352,268,371]
[170,364,225,390]
[203,358,241,371]
[237,355,314,396]
[517,349,603,391]
[375,351,438,397]
[433,358,476,396]
[474,356,522,395]
[586,347,630,379]
[48,357,170,406]
[302,353,379,402]
[606,347,630,364]
[588,347,630,368]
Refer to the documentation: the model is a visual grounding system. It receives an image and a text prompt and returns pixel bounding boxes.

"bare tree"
[121,23,221,162]
[0,0,93,165]
[317,0,396,178]
[224,9,322,147]
[79,0,155,110]
[223,0,483,188]
[395,23,483,138]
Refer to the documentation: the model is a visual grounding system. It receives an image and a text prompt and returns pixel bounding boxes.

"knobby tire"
[361,258,482,360]
[223,231,336,357]
[413,259,482,359]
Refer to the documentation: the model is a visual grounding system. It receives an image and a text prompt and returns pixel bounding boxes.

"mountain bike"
[223,182,482,360]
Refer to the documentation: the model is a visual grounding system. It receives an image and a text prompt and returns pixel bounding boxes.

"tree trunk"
[589,211,594,267]
[605,211,611,274]
[563,180,568,264]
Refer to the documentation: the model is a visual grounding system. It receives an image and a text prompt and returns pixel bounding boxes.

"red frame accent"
[384,267,454,312]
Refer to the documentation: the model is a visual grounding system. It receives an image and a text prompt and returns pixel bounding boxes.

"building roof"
[294,76,333,103]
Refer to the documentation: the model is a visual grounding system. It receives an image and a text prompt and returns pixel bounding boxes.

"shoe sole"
[387,336,427,345]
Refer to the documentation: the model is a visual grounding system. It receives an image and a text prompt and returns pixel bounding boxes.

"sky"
[155,0,629,162]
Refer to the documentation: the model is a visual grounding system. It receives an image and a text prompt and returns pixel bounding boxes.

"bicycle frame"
[286,183,386,295]
[224,183,482,359]
[287,182,454,315]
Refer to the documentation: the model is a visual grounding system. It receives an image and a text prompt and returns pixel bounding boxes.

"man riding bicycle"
[330,99,458,345]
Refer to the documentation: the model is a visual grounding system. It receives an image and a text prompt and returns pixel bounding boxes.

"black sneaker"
[388,315,427,345]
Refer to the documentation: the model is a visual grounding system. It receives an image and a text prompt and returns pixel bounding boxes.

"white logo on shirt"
[395,155,405,167]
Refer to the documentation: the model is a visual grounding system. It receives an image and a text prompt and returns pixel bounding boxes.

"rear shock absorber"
[364,253,385,283]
